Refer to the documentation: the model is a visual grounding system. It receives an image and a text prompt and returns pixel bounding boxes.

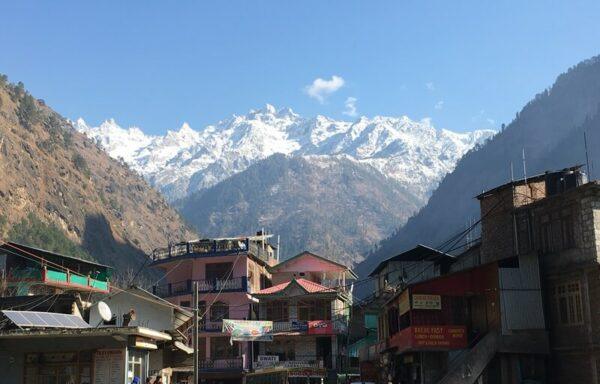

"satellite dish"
[98,301,112,322]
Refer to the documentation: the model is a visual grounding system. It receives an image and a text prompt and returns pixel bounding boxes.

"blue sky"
[2,1,600,135]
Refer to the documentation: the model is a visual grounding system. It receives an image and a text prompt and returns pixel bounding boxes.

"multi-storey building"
[477,166,600,383]
[250,251,356,384]
[371,166,592,384]
[149,234,278,384]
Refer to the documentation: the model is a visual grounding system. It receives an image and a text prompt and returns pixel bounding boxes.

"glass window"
[210,301,229,321]
[554,281,583,325]
[128,349,146,382]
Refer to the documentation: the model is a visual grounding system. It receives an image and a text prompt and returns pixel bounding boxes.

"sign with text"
[412,294,441,310]
[256,355,279,368]
[307,320,333,335]
[389,326,467,352]
[223,319,273,341]
[93,349,125,384]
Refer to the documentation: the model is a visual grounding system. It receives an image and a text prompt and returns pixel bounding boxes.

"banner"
[222,319,273,341]
[412,294,441,310]
[307,320,333,335]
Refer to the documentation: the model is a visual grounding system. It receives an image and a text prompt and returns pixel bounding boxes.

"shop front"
[0,327,172,384]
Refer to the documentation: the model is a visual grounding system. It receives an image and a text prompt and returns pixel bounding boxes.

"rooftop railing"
[151,238,274,263]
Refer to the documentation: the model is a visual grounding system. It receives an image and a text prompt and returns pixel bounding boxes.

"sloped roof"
[254,278,335,295]
[270,251,357,278]
[369,244,455,277]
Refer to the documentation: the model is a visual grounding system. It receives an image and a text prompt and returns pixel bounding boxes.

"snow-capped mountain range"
[74,105,495,201]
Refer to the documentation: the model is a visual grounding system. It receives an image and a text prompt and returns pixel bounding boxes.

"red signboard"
[307,320,333,335]
[389,325,467,352]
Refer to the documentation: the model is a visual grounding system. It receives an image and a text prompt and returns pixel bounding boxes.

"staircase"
[436,331,499,384]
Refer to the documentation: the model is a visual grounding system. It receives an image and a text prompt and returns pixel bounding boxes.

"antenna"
[277,235,280,261]
[96,301,112,327]
[584,131,592,180]
[510,161,514,182]
[522,148,528,184]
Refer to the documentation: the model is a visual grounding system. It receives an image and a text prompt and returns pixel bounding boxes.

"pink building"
[251,251,356,384]
[150,234,278,384]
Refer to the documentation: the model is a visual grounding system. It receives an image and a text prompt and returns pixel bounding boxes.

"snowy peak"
[74,106,495,201]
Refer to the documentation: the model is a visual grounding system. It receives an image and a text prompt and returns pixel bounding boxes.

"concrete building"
[251,251,356,384]
[476,166,600,383]
[149,234,278,384]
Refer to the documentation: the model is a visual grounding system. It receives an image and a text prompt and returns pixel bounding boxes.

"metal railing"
[153,277,248,297]
[254,355,325,369]
[152,238,274,263]
[199,358,244,370]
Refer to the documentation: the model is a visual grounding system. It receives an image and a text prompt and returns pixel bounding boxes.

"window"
[516,212,532,254]
[266,301,289,321]
[554,281,583,325]
[561,215,575,249]
[540,215,553,254]
[210,301,229,321]
[298,300,331,321]
[206,262,233,280]
[211,336,238,359]
[128,349,146,381]
[387,306,399,335]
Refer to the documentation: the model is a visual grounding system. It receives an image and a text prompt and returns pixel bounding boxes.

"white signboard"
[94,349,125,384]
[412,294,442,310]
[256,355,279,368]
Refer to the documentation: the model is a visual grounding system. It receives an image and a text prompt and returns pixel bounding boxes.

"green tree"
[8,213,93,261]
[72,152,90,177]
[16,93,40,129]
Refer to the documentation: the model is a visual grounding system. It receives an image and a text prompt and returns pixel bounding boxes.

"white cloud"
[305,75,345,103]
[425,82,435,91]
[343,97,358,117]
[434,100,444,110]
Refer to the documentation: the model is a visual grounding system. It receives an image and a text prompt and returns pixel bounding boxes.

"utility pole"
[193,281,199,384]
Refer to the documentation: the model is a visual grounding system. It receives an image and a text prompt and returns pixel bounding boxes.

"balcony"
[7,267,110,293]
[200,320,224,332]
[152,277,248,298]
[199,358,244,371]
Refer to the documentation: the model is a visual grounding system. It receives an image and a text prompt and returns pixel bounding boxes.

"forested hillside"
[357,56,600,282]
[0,75,194,273]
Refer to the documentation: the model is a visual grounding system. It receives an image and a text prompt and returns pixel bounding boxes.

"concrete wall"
[89,289,173,330]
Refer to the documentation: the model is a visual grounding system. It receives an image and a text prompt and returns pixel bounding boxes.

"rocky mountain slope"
[74,104,493,267]
[176,154,422,265]
[356,55,600,282]
[0,76,194,272]
[75,107,494,202]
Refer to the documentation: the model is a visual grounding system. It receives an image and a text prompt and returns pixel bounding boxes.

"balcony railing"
[255,355,325,370]
[199,358,244,371]
[152,277,248,297]
[151,238,273,264]
[200,320,223,332]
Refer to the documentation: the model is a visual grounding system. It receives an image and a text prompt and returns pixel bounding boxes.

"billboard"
[222,319,273,341]
[307,320,333,335]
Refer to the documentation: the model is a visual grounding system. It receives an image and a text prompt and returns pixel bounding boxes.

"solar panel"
[2,310,91,329]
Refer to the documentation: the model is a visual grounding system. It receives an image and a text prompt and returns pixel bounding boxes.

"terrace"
[1,242,111,294]
[150,236,275,266]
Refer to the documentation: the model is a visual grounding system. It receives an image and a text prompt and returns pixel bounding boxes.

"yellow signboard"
[398,290,410,316]
[412,294,441,310]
